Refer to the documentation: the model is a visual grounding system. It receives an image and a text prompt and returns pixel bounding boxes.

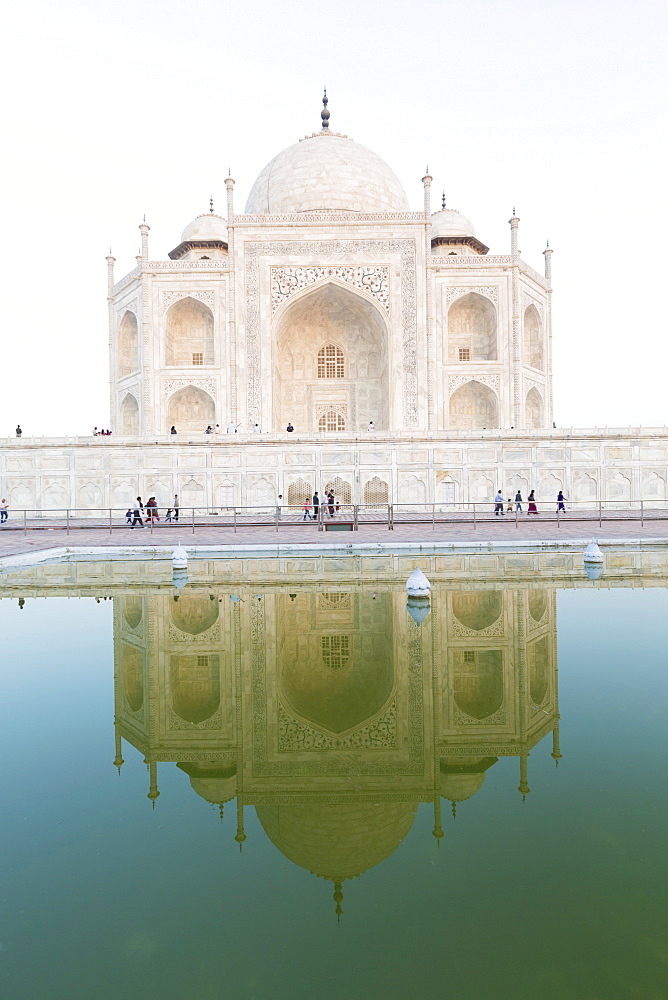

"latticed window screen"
[324,477,352,506]
[319,411,345,432]
[197,655,209,667]
[463,650,476,664]
[458,348,470,361]
[317,344,345,378]
[287,478,312,507]
[363,477,389,506]
[319,593,351,609]
[192,352,204,365]
[321,635,349,671]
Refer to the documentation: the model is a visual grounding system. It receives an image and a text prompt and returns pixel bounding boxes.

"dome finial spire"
[209,194,214,214]
[442,191,446,210]
[321,87,330,131]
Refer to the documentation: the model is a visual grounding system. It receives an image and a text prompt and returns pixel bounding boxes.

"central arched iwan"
[274,282,389,432]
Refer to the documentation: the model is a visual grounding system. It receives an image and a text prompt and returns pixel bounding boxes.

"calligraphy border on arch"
[244,240,418,429]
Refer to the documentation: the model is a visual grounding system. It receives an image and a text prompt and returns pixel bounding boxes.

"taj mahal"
[110,94,551,439]
[2,95,668,514]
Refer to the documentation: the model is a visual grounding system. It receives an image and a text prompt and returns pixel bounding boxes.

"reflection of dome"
[431,207,476,239]
[181,213,228,243]
[245,133,409,215]
[256,801,416,880]
[440,757,498,803]
[177,763,237,805]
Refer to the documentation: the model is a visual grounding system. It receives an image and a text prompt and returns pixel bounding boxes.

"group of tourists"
[493,489,567,515]
[93,427,112,436]
[275,491,339,520]
[126,495,180,528]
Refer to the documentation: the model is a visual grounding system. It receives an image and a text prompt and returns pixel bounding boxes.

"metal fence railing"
[1,499,668,535]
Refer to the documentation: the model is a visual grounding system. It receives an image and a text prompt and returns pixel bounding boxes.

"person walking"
[506,497,513,513]
[125,508,132,526]
[312,492,320,518]
[253,423,261,433]
[494,489,504,515]
[557,490,567,512]
[327,492,335,517]
[286,422,294,432]
[275,495,282,520]
[130,497,145,528]
[368,421,374,431]
[302,498,312,520]
[165,508,173,522]
[173,494,179,521]
[15,425,22,437]
[515,490,523,512]
[0,498,8,524]
[527,490,538,514]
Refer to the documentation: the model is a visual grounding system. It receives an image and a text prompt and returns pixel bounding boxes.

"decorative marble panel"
[271,266,390,314]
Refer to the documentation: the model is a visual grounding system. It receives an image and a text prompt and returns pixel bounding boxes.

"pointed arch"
[166,296,214,366]
[363,476,389,506]
[170,653,220,724]
[118,310,139,377]
[167,386,215,434]
[449,380,498,430]
[524,304,543,370]
[120,393,139,435]
[525,387,544,429]
[453,649,504,720]
[274,281,389,432]
[448,292,497,361]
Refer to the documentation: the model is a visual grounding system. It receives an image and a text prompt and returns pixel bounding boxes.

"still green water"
[0,572,666,1000]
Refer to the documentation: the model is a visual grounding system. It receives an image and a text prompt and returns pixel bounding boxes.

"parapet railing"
[2,499,668,535]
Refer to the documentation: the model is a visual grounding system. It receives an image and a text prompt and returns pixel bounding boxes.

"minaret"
[235,800,246,851]
[422,168,434,429]
[113,723,124,774]
[139,217,150,260]
[147,760,160,807]
[509,209,521,427]
[106,249,115,298]
[543,241,554,424]
[432,795,444,846]
[226,171,237,422]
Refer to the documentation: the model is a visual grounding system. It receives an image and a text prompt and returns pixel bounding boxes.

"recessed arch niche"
[278,592,394,735]
[118,311,139,377]
[274,282,389,432]
[165,297,214,367]
[171,595,219,635]
[167,386,215,435]
[449,380,498,430]
[448,292,497,361]
[170,654,220,724]
[525,387,544,429]
[524,304,543,370]
[452,591,503,631]
[120,393,139,435]
[528,636,550,706]
[453,649,504,720]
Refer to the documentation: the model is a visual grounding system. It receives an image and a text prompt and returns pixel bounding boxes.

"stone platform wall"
[1,429,667,511]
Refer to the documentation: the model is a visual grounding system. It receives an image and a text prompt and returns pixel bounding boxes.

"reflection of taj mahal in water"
[114,586,561,913]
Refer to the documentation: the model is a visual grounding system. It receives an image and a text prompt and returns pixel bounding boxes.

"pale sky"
[1,0,666,435]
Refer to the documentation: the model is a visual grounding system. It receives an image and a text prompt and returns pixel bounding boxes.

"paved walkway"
[2,515,668,558]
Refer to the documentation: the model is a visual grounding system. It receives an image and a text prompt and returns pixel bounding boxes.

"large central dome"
[244,132,409,215]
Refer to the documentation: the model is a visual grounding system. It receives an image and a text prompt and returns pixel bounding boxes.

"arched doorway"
[449,380,498,429]
[118,311,139,377]
[167,386,215,435]
[165,297,214,367]
[120,393,139,434]
[525,387,544,429]
[448,293,497,361]
[274,282,389,432]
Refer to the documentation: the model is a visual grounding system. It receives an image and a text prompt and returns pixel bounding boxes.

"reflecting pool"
[0,556,666,1000]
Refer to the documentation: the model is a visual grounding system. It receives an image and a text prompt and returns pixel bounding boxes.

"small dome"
[177,763,237,805]
[431,207,476,240]
[440,771,486,802]
[245,133,409,215]
[181,213,228,243]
